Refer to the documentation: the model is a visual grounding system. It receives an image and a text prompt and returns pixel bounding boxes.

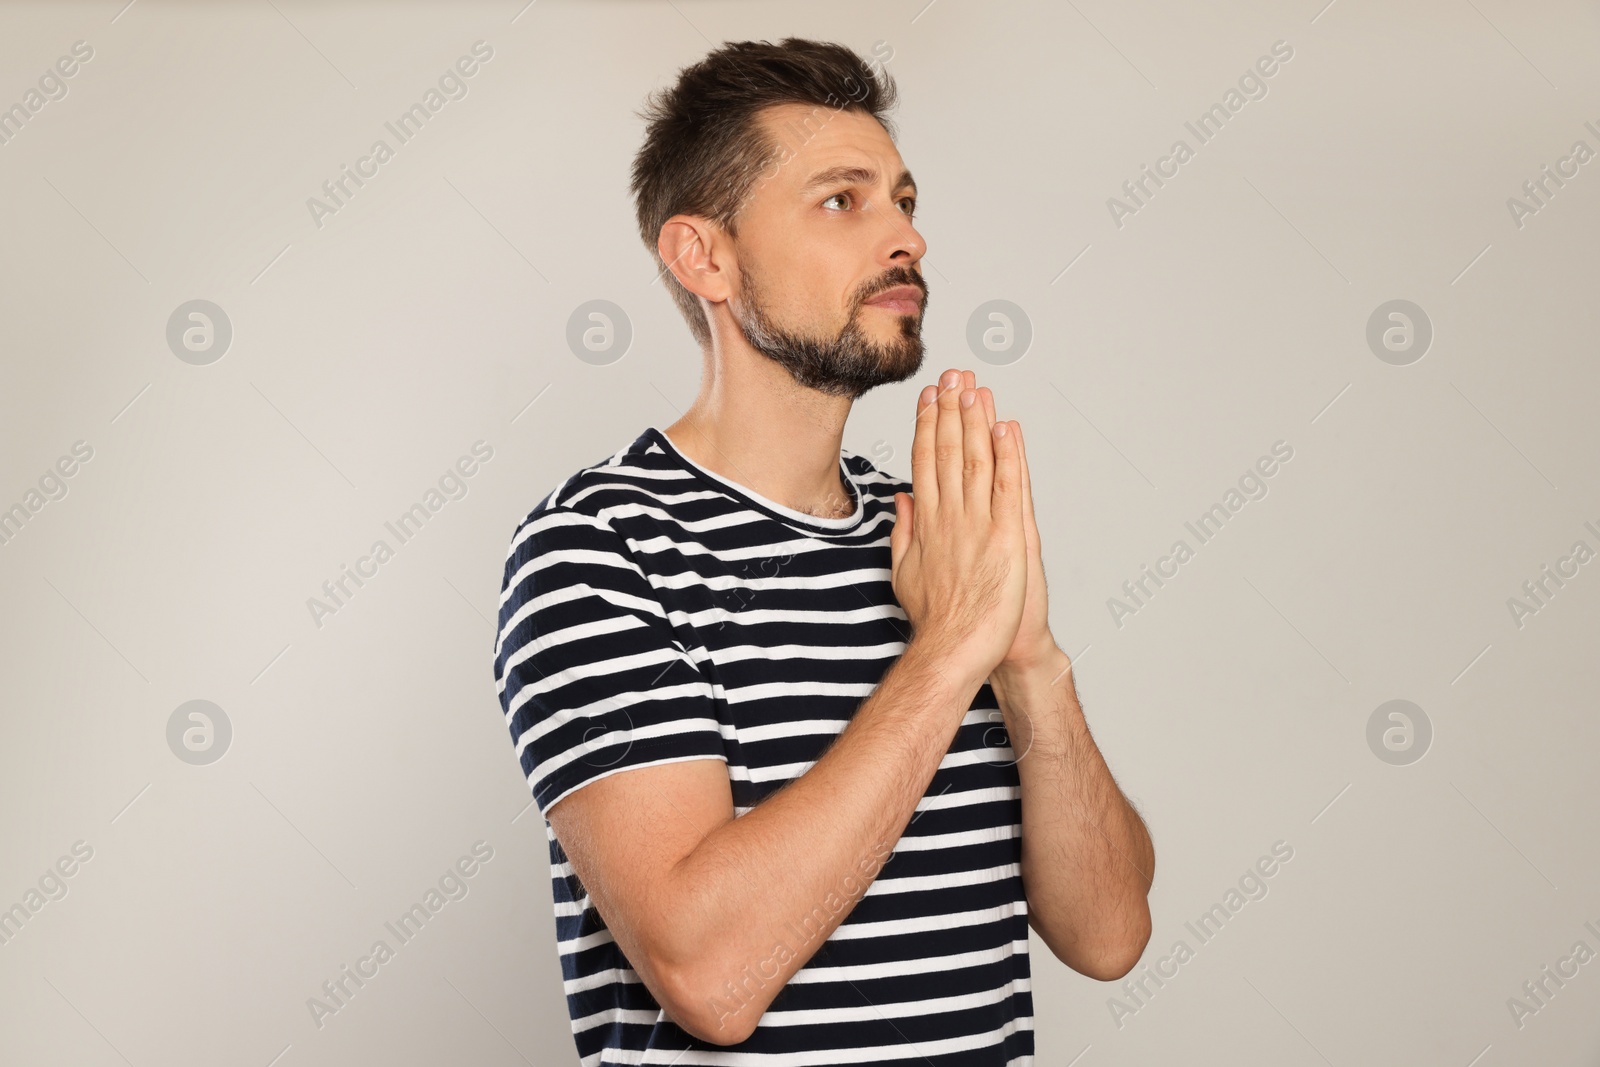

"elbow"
[1082,907,1154,982]
[654,956,762,1047]
[1044,901,1153,982]
[634,877,765,1045]
[1079,934,1151,982]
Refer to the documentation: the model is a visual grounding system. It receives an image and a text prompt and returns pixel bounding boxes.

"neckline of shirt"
[644,425,866,535]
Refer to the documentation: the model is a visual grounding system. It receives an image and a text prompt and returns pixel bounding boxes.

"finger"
[961,369,997,429]
[991,420,1024,534]
[910,383,940,511]
[960,386,994,516]
[890,491,912,575]
[934,368,965,508]
[1013,419,1039,556]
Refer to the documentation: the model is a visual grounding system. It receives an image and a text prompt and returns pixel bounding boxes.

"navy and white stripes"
[494,426,1034,1066]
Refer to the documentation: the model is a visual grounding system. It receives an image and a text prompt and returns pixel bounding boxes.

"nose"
[882,216,926,266]
[868,197,925,266]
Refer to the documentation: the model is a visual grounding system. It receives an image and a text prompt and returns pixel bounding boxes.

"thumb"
[890,492,912,574]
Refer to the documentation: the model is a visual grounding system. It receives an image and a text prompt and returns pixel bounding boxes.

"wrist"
[991,639,1070,696]
[904,630,995,699]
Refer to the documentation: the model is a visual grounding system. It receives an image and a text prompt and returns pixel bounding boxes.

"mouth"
[864,285,924,317]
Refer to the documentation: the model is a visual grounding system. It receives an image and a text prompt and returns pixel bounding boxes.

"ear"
[658,215,733,304]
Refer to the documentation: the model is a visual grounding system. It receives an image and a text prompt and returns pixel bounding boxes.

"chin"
[861,344,925,394]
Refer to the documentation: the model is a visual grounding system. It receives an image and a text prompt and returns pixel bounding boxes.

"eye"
[822,191,852,211]
[898,196,917,217]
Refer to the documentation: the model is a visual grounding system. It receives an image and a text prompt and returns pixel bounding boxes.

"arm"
[548,639,981,1045]
[990,647,1154,979]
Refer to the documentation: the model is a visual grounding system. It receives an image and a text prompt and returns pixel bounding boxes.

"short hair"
[629,38,899,350]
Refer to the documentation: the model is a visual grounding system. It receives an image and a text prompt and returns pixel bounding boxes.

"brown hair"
[629,38,898,350]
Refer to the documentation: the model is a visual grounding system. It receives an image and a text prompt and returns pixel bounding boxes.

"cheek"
[745,222,860,326]
[768,262,847,324]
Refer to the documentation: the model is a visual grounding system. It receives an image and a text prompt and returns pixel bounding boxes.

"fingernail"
[960,390,975,409]
[994,422,1008,437]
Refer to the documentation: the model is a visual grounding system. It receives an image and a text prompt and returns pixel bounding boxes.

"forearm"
[990,645,1154,979]
[661,638,982,1041]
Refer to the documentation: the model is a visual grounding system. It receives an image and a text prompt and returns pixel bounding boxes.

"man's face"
[726,102,929,399]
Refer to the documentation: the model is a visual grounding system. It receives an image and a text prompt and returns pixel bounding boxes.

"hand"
[889,367,1028,693]
[961,371,1058,678]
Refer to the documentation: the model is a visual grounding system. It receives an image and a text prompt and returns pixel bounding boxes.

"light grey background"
[2,1,1596,1064]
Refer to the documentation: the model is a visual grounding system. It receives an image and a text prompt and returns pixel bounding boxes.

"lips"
[865,285,924,316]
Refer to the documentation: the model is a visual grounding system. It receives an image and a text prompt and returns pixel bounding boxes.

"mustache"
[859,271,927,305]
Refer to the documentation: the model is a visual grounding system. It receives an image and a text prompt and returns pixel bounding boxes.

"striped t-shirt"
[493,425,1033,1066]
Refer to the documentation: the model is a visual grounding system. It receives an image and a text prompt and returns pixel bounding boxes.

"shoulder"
[496,433,684,657]
[503,429,689,558]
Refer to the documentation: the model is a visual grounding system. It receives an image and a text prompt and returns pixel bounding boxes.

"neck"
[662,343,855,520]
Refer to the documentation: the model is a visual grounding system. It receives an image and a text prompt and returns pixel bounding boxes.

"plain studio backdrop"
[1,1,1597,1063]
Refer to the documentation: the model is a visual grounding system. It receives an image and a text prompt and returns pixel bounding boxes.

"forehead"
[753,102,913,194]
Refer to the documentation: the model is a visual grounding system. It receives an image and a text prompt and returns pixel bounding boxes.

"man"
[494,37,1154,1064]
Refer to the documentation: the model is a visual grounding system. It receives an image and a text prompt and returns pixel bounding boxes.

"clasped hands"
[889,367,1059,690]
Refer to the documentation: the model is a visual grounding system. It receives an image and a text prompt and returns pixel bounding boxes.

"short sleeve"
[493,504,726,819]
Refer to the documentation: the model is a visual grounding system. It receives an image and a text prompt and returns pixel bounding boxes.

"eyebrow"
[798,165,917,199]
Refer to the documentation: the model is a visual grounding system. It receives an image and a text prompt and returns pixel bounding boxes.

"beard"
[733,264,927,400]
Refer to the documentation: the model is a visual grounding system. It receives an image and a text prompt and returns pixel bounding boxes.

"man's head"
[630,39,928,400]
